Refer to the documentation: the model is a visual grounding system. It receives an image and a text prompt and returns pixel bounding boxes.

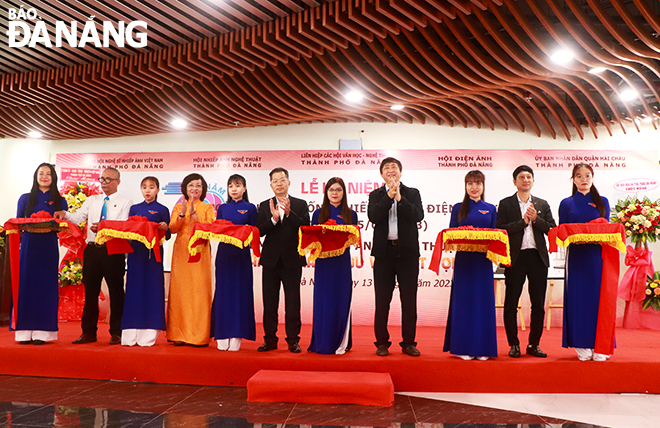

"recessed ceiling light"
[550,49,574,64]
[344,91,363,102]
[619,89,638,102]
[390,104,405,111]
[641,116,653,123]
[27,131,43,138]
[588,67,607,74]
[172,119,187,129]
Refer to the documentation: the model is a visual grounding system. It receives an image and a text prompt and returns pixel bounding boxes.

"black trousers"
[81,244,126,337]
[503,249,548,347]
[262,259,302,346]
[373,241,419,349]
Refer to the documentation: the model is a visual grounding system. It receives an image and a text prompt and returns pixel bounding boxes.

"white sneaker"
[476,356,489,361]
[216,339,229,351]
[593,352,610,361]
[457,355,475,360]
[228,338,242,351]
[576,348,594,361]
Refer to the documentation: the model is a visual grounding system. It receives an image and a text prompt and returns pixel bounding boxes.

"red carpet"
[1,322,660,393]
[247,370,394,406]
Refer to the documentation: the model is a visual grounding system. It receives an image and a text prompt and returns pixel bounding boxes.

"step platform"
[247,370,394,407]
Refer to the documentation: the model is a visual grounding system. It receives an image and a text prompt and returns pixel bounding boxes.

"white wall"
[0,138,53,222]
[48,120,660,155]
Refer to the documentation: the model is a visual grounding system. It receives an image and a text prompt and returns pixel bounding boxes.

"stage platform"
[1,322,659,394]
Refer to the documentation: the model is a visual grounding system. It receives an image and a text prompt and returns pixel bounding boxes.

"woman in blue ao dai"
[558,163,611,361]
[443,170,498,360]
[308,177,358,355]
[121,176,171,347]
[13,163,68,344]
[212,174,258,351]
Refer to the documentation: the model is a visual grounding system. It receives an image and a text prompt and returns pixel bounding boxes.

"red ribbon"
[96,216,167,262]
[428,226,511,275]
[618,246,654,303]
[188,219,261,263]
[3,211,83,329]
[298,219,363,267]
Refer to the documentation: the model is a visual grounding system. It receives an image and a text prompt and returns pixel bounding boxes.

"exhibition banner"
[56,149,660,327]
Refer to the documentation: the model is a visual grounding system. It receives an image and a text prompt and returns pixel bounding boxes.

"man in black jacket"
[368,157,424,357]
[496,165,556,358]
[256,167,310,353]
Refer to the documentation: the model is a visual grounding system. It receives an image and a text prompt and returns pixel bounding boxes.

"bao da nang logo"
[5,7,147,48]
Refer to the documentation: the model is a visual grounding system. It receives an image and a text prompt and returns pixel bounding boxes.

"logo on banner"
[5,7,148,48]
[614,179,659,193]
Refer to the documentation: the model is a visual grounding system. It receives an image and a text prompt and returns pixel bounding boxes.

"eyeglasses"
[99,177,118,183]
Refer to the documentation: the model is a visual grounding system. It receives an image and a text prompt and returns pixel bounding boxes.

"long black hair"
[457,170,485,223]
[25,163,62,217]
[571,163,606,218]
[318,177,352,225]
[227,174,249,203]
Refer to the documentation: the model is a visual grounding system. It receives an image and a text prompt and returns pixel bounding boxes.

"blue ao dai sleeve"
[17,194,29,218]
[248,204,257,226]
[449,203,460,228]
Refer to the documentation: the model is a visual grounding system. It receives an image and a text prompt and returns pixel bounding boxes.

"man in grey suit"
[496,165,556,358]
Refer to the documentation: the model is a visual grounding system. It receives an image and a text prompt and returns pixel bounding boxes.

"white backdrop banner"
[56,149,660,327]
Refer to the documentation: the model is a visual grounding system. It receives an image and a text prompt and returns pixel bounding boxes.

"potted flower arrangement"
[58,181,102,321]
[643,272,660,311]
[610,196,660,245]
[614,196,660,326]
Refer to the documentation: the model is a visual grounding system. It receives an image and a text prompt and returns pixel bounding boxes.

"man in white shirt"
[496,165,556,358]
[59,167,133,345]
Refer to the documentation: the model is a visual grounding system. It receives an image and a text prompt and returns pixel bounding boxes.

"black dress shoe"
[18,340,33,345]
[376,345,389,356]
[190,343,209,348]
[258,342,277,352]
[32,340,45,345]
[509,345,521,358]
[173,341,186,347]
[288,343,301,353]
[109,335,121,345]
[402,345,421,357]
[526,345,547,358]
[72,334,97,344]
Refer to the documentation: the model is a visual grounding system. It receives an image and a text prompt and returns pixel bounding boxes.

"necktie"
[100,196,109,221]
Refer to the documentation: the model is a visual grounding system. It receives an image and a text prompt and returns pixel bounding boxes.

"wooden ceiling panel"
[0,0,658,140]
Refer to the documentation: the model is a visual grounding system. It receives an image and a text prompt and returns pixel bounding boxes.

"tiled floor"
[0,374,637,428]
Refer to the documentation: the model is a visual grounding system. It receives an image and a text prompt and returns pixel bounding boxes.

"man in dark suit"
[368,157,424,357]
[496,165,556,358]
[256,167,310,353]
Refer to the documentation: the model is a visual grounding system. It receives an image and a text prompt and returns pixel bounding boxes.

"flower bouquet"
[643,272,660,311]
[60,181,102,213]
[611,196,660,244]
[59,258,83,286]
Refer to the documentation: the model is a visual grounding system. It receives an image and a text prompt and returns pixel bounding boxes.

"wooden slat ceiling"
[0,0,658,141]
